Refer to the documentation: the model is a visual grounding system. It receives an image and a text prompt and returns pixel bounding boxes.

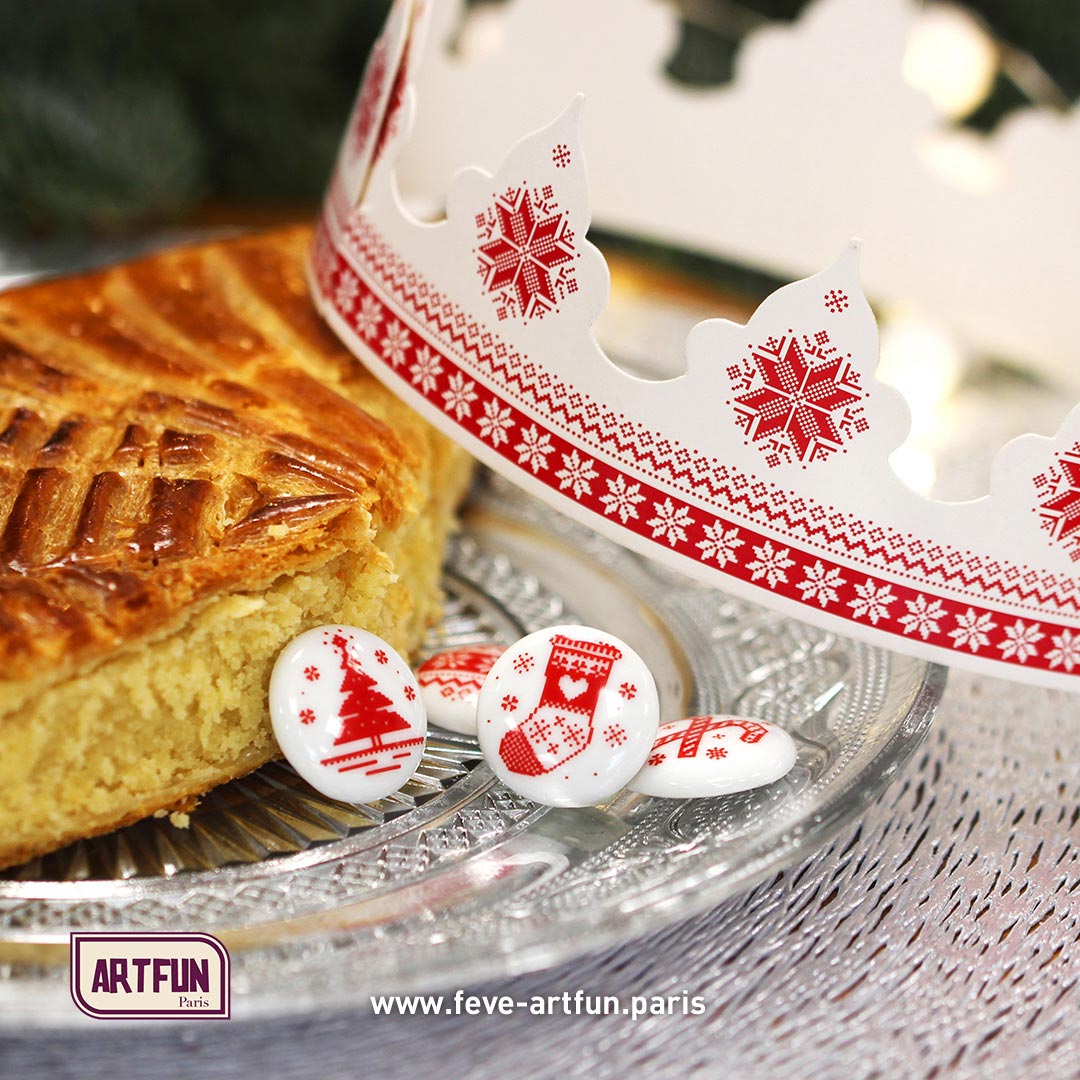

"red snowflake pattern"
[502,694,519,712]
[647,753,666,767]
[299,708,316,725]
[372,45,409,165]
[552,143,571,168]
[350,39,388,159]
[375,649,389,665]
[604,724,627,747]
[824,289,849,313]
[1034,443,1080,562]
[304,666,320,682]
[727,331,867,468]
[512,653,534,674]
[475,184,577,321]
[403,685,416,701]
[706,746,727,760]
[310,212,1080,687]
[618,682,637,700]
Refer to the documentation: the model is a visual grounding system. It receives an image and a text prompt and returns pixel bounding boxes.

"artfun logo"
[70,932,230,1020]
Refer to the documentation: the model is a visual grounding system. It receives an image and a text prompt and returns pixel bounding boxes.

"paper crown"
[398,0,1080,393]
[309,0,1080,691]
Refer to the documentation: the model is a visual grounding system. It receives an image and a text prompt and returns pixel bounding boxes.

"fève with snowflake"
[475,625,659,807]
[309,0,1080,691]
[269,626,426,803]
[629,716,797,799]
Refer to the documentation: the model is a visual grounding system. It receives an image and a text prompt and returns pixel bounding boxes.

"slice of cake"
[0,224,473,870]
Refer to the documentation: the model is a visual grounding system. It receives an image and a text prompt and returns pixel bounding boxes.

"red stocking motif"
[499,635,622,776]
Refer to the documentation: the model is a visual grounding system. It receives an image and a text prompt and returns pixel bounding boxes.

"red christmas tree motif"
[727,331,867,468]
[650,717,768,760]
[1035,443,1080,562]
[499,635,622,776]
[475,184,577,321]
[319,633,422,777]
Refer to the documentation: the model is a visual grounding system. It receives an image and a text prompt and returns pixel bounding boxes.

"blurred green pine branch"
[0,0,390,238]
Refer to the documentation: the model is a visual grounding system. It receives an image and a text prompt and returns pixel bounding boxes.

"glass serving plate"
[0,474,944,1026]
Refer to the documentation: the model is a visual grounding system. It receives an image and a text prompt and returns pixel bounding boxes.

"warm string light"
[902,3,998,119]
[878,308,963,495]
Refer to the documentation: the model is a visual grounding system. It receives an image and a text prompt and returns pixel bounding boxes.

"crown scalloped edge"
[309,0,1080,691]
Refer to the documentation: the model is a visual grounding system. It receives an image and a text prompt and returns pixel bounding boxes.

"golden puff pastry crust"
[0,225,473,870]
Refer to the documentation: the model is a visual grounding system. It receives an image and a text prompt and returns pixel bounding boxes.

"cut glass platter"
[0,473,944,1026]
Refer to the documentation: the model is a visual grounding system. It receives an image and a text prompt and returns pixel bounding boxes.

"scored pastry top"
[0,225,425,682]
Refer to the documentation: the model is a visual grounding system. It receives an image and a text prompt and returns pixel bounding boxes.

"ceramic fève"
[269,625,427,803]
[416,644,505,734]
[629,715,797,798]
[0,482,943,1025]
[475,624,659,806]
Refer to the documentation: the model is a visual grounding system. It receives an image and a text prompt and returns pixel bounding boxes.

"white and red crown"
[309,0,1080,690]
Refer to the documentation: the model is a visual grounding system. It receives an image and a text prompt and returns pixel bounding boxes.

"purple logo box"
[70,932,230,1020]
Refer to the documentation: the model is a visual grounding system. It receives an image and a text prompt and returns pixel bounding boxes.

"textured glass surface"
[0,477,941,1026]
